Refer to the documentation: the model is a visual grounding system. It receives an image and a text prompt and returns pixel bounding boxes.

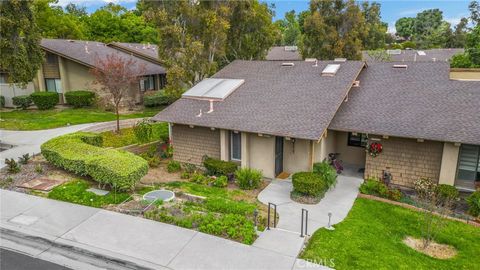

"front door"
[275,136,284,177]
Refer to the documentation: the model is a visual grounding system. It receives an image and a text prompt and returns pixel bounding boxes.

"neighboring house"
[0,72,35,107]
[362,48,464,63]
[107,42,162,65]
[34,39,166,104]
[266,46,302,61]
[153,59,480,191]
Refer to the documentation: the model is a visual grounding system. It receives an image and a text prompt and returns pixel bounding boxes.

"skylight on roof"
[387,49,401,55]
[417,51,426,56]
[321,64,341,76]
[284,46,298,51]
[182,78,244,101]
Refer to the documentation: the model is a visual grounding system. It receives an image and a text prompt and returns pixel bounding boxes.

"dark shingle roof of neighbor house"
[329,62,480,145]
[153,60,365,140]
[266,46,302,61]
[362,48,464,62]
[108,42,160,62]
[40,39,166,75]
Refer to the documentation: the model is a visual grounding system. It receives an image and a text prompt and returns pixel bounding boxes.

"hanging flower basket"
[368,142,383,157]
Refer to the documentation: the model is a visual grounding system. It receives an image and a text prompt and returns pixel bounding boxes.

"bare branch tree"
[91,53,146,133]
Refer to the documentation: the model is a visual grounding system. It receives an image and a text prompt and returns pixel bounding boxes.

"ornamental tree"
[91,53,145,133]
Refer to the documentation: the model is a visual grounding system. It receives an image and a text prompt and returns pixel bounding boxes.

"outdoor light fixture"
[326,212,335,230]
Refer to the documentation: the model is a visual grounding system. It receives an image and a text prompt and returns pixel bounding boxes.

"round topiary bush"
[65,90,95,108]
[292,172,327,197]
[31,92,58,110]
[12,95,32,109]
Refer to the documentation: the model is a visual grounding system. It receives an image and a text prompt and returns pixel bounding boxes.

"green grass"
[48,179,130,208]
[0,107,163,130]
[101,122,169,148]
[301,198,480,270]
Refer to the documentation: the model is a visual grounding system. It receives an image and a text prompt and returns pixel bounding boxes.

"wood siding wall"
[172,124,220,166]
[365,136,443,187]
[42,53,60,78]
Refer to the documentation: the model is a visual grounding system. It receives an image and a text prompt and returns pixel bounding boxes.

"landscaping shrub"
[190,173,209,184]
[65,90,95,108]
[359,178,402,201]
[436,184,459,204]
[18,153,31,164]
[292,172,326,197]
[212,175,228,188]
[180,172,190,179]
[133,119,153,144]
[41,132,148,191]
[313,161,337,188]
[235,168,263,190]
[203,156,237,176]
[30,92,58,110]
[5,158,20,173]
[143,91,175,107]
[0,95,5,108]
[12,95,32,109]
[167,160,181,173]
[48,180,130,208]
[466,191,480,217]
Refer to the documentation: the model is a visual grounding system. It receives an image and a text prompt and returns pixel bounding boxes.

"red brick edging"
[358,193,480,227]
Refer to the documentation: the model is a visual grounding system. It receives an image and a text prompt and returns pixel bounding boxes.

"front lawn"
[0,107,162,130]
[301,198,480,269]
[101,122,169,148]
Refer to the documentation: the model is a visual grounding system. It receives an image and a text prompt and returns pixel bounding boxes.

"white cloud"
[445,17,462,26]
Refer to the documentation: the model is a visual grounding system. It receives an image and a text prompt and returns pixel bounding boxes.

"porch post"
[241,132,249,168]
[439,142,460,185]
[220,129,229,161]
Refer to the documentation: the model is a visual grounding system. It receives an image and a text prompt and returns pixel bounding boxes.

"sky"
[56,0,473,33]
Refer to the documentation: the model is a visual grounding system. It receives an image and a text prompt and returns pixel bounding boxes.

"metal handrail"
[301,208,308,237]
[267,202,277,230]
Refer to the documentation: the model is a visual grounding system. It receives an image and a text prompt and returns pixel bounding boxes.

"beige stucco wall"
[171,124,220,166]
[450,69,480,81]
[335,131,366,166]
[438,142,460,185]
[365,136,443,187]
[62,58,98,91]
[247,134,275,179]
[314,130,337,163]
[284,138,312,173]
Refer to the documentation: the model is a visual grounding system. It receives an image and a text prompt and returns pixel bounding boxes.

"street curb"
[0,226,166,270]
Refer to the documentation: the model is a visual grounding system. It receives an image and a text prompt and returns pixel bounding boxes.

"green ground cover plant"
[301,198,480,270]
[101,122,168,148]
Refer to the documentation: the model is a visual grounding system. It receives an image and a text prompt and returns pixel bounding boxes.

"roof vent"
[417,51,426,56]
[352,80,360,87]
[305,58,317,62]
[387,49,401,55]
[284,46,298,51]
[393,64,408,69]
[321,64,341,76]
[281,62,295,67]
[67,39,74,43]
[334,58,347,62]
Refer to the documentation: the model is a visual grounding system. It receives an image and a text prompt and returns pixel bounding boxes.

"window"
[347,132,368,147]
[230,131,241,161]
[456,145,480,187]
[0,73,8,84]
[45,79,62,93]
[140,75,156,91]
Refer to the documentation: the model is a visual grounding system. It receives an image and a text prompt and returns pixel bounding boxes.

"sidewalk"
[0,189,319,270]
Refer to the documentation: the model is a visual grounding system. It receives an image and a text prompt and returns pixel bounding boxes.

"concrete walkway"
[0,189,321,270]
[256,175,363,256]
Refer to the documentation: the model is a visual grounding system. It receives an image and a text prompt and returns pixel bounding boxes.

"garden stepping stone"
[18,178,64,191]
[86,188,110,196]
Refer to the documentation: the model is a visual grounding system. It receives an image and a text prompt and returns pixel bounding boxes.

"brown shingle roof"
[362,48,464,63]
[153,60,365,140]
[41,39,166,75]
[266,46,302,61]
[330,62,480,145]
[108,42,160,63]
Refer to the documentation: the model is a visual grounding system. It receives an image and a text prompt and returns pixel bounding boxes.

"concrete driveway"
[0,124,96,168]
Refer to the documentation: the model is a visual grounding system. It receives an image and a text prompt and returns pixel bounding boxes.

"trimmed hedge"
[203,157,238,176]
[466,191,480,217]
[65,90,95,108]
[31,92,58,110]
[12,95,32,109]
[292,172,327,197]
[144,91,175,107]
[41,132,148,191]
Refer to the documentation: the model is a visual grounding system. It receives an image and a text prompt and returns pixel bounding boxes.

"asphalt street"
[0,248,71,270]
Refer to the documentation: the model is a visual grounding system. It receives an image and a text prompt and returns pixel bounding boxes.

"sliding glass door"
[456,144,480,190]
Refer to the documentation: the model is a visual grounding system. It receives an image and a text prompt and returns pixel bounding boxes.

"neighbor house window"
[140,75,156,91]
[347,132,368,147]
[456,144,480,186]
[45,79,62,93]
[230,131,241,161]
[0,73,7,84]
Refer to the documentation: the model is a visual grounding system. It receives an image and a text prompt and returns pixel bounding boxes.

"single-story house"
[266,46,302,61]
[153,59,480,191]
[107,42,162,65]
[362,48,464,63]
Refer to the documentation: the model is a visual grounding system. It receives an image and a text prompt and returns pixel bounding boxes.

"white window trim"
[230,131,241,161]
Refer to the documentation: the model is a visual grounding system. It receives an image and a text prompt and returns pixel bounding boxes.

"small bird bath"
[143,190,175,202]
